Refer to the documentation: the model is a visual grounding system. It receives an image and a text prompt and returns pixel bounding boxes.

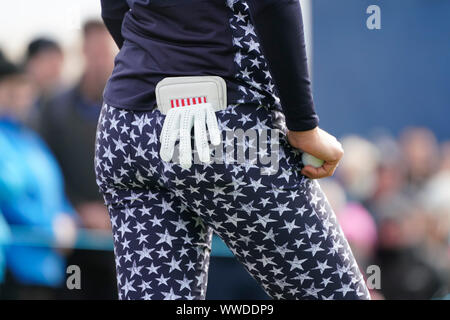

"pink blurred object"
[337,202,377,250]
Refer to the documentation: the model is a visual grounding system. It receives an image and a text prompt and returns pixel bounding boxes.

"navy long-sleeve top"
[101,0,318,131]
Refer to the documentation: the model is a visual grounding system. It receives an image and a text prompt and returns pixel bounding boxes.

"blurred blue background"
[313,0,450,141]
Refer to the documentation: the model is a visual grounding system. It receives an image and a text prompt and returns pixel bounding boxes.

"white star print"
[122,278,136,296]
[241,22,256,36]
[336,282,355,297]
[253,213,277,228]
[287,256,308,271]
[176,275,193,292]
[135,245,154,262]
[280,219,300,234]
[164,256,182,273]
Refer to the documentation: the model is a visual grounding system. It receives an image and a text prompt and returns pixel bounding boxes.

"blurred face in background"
[82,24,114,84]
[373,164,406,201]
[439,141,450,172]
[400,127,439,183]
[377,206,429,249]
[0,74,36,120]
[336,136,380,201]
[26,48,64,94]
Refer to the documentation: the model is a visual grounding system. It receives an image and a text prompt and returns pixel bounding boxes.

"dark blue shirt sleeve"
[247,0,318,131]
[100,0,130,49]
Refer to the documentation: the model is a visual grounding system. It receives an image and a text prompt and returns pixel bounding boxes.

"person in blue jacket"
[0,212,11,284]
[96,0,370,300]
[0,51,77,297]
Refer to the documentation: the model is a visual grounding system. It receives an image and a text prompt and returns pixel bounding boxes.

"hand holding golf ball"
[286,127,344,179]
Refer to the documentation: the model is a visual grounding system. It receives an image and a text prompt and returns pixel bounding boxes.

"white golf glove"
[159,103,222,169]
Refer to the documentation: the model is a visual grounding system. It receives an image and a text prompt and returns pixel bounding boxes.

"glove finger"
[179,108,194,169]
[168,112,181,150]
[194,106,210,163]
[159,109,178,162]
[206,106,221,146]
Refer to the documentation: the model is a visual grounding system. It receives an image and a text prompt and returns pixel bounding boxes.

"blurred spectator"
[33,20,116,299]
[24,38,64,125]
[336,135,380,203]
[34,20,113,226]
[439,141,450,172]
[0,50,77,299]
[0,212,11,284]
[363,129,448,299]
[420,171,450,274]
[371,194,446,299]
[330,128,449,299]
[368,135,406,222]
[25,38,64,94]
[400,127,440,191]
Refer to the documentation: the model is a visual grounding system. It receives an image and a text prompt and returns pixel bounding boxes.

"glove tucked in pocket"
[156,76,227,169]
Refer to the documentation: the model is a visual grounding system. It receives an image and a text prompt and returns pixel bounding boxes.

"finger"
[304,161,339,179]
[179,108,194,169]
[301,164,331,179]
[205,106,221,146]
[301,166,321,179]
[300,168,314,179]
[159,109,178,162]
[194,106,210,163]
[323,161,339,176]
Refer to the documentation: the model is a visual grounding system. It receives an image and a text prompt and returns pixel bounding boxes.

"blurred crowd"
[323,130,450,299]
[0,19,448,300]
[0,20,117,299]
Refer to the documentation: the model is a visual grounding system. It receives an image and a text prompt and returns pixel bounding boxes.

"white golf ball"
[302,153,324,168]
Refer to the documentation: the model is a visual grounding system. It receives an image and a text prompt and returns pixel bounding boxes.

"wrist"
[287,126,319,149]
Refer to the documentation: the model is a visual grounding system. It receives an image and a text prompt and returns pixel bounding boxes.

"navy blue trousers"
[94,103,370,300]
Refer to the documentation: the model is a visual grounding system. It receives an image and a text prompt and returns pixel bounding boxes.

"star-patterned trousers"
[94,102,371,300]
